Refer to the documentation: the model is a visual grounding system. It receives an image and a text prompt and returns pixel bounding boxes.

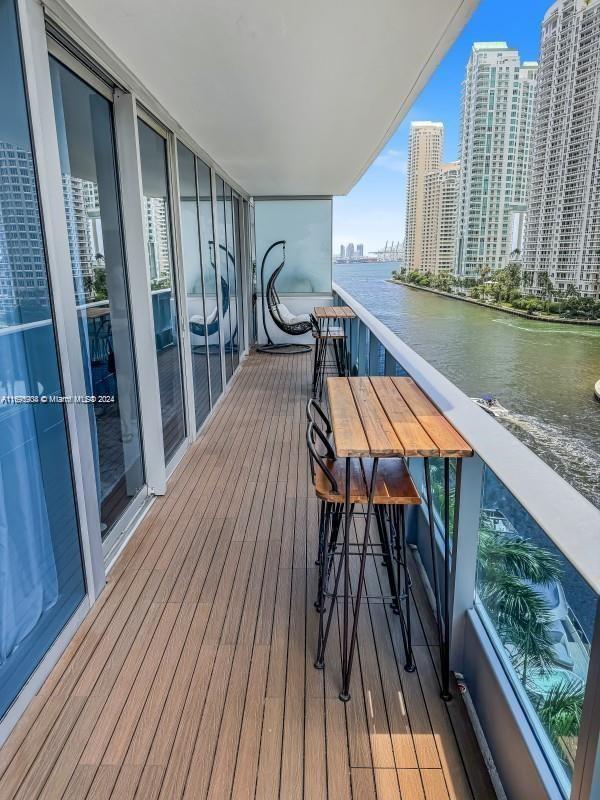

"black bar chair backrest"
[306,398,332,435]
[306,421,339,495]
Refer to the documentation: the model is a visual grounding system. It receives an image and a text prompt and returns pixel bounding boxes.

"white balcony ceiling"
[56,0,477,196]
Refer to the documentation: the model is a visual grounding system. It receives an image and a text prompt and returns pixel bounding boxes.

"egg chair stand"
[257,239,312,355]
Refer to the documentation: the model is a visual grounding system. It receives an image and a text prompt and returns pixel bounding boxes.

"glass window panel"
[0,0,85,719]
[476,465,597,785]
[137,119,186,462]
[50,58,144,535]
[225,184,239,369]
[216,176,233,382]
[177,142,210,429]
[232,195,245,355]
[426,458,458,543]
[196,160,222,402]
[254,199,332,292]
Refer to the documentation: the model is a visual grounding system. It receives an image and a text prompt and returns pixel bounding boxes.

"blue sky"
[333,0,552,255]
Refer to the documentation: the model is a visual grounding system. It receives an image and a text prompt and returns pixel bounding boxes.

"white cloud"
[373,148,408,174]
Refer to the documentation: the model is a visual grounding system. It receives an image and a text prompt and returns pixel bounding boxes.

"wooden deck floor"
[0,351,497,800]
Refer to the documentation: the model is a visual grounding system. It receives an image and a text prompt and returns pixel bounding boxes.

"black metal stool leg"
[398,505,415,672]
[314,500,328,607]
[340,458,378,701]
[315,502,333,665]
[375,505,399,611]
[312,338,321,393]
[340,458,352,699]
[315,502,355,669]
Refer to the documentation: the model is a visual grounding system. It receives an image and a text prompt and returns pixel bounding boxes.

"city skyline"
[333,0,550,254]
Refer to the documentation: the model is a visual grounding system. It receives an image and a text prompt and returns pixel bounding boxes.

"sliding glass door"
[224,184,239,370]
[137,119,186,463]
[198,161,222,403]
[49,57,144,536]
[232,193,246,357]
[0,0,86,720]
[177,143,211,428]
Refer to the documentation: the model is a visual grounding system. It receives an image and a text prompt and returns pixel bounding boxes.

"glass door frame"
[46,35,151,567]
[136,105,190,475]
[168,138,205,441]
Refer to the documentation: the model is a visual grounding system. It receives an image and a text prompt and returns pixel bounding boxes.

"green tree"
[536,680,584,742]
[536,271,555,314]
[93,267,107,301]
[478,265,492,300]
[477,528,562,682]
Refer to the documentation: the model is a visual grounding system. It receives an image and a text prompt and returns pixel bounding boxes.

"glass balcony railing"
[332,281,600,797]
[476,465,596,785]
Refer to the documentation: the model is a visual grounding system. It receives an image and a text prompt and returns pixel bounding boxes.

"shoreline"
[387,279,600,327]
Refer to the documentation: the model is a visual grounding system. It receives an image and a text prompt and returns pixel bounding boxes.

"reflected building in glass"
[0,141,49,325]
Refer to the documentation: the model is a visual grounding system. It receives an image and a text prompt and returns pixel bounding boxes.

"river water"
[334,262,600,510]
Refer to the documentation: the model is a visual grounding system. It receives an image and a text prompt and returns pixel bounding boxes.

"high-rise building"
[62,174,99,302]
[0,142,48,324]
[523,0,600,298]
[356,243,364,257]
[456,43,537,278]
[340,244,345,258]
[421,161,460,274]
[144,196,171,282]
[404,122,444,271]
[346,242,355,259]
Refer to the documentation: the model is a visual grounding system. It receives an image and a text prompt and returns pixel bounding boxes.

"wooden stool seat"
[314,457,420,505]
[312,327,346,340]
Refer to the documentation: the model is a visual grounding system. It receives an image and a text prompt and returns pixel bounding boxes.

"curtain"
[0,327,58,663]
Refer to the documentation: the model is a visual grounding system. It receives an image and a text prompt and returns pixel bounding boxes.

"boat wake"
[498,410,599,505]
[493,317,600,338]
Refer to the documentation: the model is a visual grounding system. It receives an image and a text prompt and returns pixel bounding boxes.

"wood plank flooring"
[0,350,497,800]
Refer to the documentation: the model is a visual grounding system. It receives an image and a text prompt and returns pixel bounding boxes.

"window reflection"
[50,58,145,534]
[0,0,85,719]
[137,119,186,462]
[177,142,210,428]
[197,164,222,401]
[476,466,596,781]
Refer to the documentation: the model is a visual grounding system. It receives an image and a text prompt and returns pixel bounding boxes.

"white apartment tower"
[144,196,171,282]
[422,161,460,274]
[405,122,443,271]
[456,43,537,278]
[523,0,600,298]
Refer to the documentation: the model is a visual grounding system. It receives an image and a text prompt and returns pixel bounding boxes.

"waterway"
[333,262,600,510]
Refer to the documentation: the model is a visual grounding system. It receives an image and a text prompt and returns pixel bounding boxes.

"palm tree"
[536,679,584,741]
[477,528,562,682]
[534,678,584,771]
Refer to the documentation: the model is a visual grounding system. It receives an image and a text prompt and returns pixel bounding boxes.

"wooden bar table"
[312,305,356,398]
[327,375,472,701]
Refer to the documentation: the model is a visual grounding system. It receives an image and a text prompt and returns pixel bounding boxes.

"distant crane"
[369,240,405,263]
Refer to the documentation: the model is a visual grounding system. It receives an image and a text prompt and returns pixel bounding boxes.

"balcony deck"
[0,351,496,800]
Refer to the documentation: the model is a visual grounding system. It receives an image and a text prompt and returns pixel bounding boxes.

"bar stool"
[306,411,421,698]
[311,315,347,400]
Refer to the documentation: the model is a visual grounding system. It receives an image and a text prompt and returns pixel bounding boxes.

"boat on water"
[595,379,600,401]
[471,394,509,418]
